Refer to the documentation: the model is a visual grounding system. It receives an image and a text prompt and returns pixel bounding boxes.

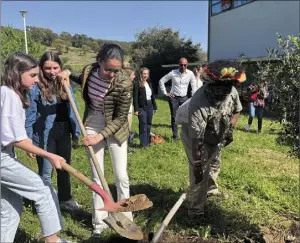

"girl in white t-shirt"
[0,53,73,243]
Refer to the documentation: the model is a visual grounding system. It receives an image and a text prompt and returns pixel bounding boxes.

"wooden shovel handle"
[63,82,113,201]
[60,160,112,205]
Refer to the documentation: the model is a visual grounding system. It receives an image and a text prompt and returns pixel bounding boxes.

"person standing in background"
[159,58,197,139]
[133,67,157,148]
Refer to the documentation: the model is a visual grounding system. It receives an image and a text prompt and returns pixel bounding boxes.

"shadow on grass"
[61,208,93,229]
[275,134,296,148]
[110,184,263,242]
[14,228,40,243]
[151,123,172,129]
[63,184,265,242]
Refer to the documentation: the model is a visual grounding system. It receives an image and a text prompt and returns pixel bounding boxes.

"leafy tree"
[1,26,45,62]
[52,38,66,55]
[131,27,206,68]
[27,26,58,46]
[255,34,300,156]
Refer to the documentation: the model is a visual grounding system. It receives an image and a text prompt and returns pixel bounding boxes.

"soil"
[102,232,220,243]
[120,194,153,212]
[100,224,300,243]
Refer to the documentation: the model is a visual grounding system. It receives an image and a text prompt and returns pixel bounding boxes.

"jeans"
[138,101,154,147]
[248,103,264,131]
[85,109,133,229]
[169,96,188,138]
[1,145,63,242]
[36,121,72,202]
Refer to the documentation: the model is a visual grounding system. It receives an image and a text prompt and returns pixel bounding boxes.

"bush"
[256,34,300,156]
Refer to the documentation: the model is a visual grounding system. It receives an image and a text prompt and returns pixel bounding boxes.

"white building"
[208,0,300,61]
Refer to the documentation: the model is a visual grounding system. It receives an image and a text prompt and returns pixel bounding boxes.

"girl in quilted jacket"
[58,43,133,238]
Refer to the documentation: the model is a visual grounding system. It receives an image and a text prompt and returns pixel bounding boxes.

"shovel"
[63,82,151,240]
[60,161,151,213]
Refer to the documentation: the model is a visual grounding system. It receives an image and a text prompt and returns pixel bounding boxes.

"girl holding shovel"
[1,52,73,243]
[25,52,82,211]
[59,43,134,238]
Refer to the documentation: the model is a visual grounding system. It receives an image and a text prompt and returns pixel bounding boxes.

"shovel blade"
[104,212,144,240]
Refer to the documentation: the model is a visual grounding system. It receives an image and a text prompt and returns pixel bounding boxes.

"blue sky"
[1,1,208,50]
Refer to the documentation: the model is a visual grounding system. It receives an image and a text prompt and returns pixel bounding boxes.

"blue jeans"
[36,122,72,202]
[169,96,188,138]
[1,145,63,242]
[248,102,264,131]
[138,101,154,147]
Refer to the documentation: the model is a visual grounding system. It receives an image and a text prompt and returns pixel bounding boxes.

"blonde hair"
[139,67,150,87]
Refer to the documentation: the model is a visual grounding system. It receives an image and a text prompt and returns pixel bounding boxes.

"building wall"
[209,1,300,61]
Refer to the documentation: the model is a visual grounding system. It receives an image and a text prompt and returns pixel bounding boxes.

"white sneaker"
[60,199,81,211]
[56,237,76,243]
[244,124,251,131]
[92,223,109,238]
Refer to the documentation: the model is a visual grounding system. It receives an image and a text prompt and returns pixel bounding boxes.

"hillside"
[1,25,133,69]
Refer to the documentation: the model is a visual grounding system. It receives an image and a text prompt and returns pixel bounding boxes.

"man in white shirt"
[159,58,197,139]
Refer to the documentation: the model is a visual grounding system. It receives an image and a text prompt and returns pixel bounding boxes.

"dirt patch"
[120,194,153,212]
[139,232,220,243]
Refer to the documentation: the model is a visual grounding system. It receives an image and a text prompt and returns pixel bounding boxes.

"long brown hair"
[39,52,67,102]
[139,67,150,87]
[1,52,39,108]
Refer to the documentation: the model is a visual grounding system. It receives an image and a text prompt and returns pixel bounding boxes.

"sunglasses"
[179,64,187,67]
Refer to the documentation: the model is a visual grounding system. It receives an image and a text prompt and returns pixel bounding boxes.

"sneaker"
[92,223,109,238]
[60,199,81,211]
[56,237,76,243]
[244,124,251,131]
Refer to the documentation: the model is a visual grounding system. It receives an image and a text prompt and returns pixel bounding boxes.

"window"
[211,0,222,15]
[211,0,256,16]
[234,0,247,7]
[221,0,233,11]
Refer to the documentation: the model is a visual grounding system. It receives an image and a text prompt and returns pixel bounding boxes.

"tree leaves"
[130,27,207,68]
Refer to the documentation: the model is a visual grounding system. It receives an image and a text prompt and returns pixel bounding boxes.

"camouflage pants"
[208,151,221,192]
[180,123,221,216]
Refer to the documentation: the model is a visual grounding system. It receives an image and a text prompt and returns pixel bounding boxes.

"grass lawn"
[14,94,298,243]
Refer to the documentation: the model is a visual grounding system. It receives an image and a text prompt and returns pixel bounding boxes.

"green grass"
[14,95,298,242]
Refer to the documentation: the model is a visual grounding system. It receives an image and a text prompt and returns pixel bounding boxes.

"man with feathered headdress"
[175,60,246,222]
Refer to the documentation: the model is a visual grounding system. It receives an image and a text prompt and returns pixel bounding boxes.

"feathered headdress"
[202,65,246,84]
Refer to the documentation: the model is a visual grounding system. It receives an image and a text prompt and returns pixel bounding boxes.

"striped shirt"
[87,69,111,111]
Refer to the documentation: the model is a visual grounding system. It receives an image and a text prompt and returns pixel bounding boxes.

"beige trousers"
[85,109,133,229]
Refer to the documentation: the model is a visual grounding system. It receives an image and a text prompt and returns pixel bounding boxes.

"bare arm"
[231,112,240,128]
[14,139,65,169]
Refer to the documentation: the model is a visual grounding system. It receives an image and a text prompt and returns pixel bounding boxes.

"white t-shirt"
[1,86,28,147]
[144,82,152,100]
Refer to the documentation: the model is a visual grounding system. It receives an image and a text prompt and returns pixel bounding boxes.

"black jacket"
[133,79,157,112]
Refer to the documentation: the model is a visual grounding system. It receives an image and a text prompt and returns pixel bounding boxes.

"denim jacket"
[25,84,81,144]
